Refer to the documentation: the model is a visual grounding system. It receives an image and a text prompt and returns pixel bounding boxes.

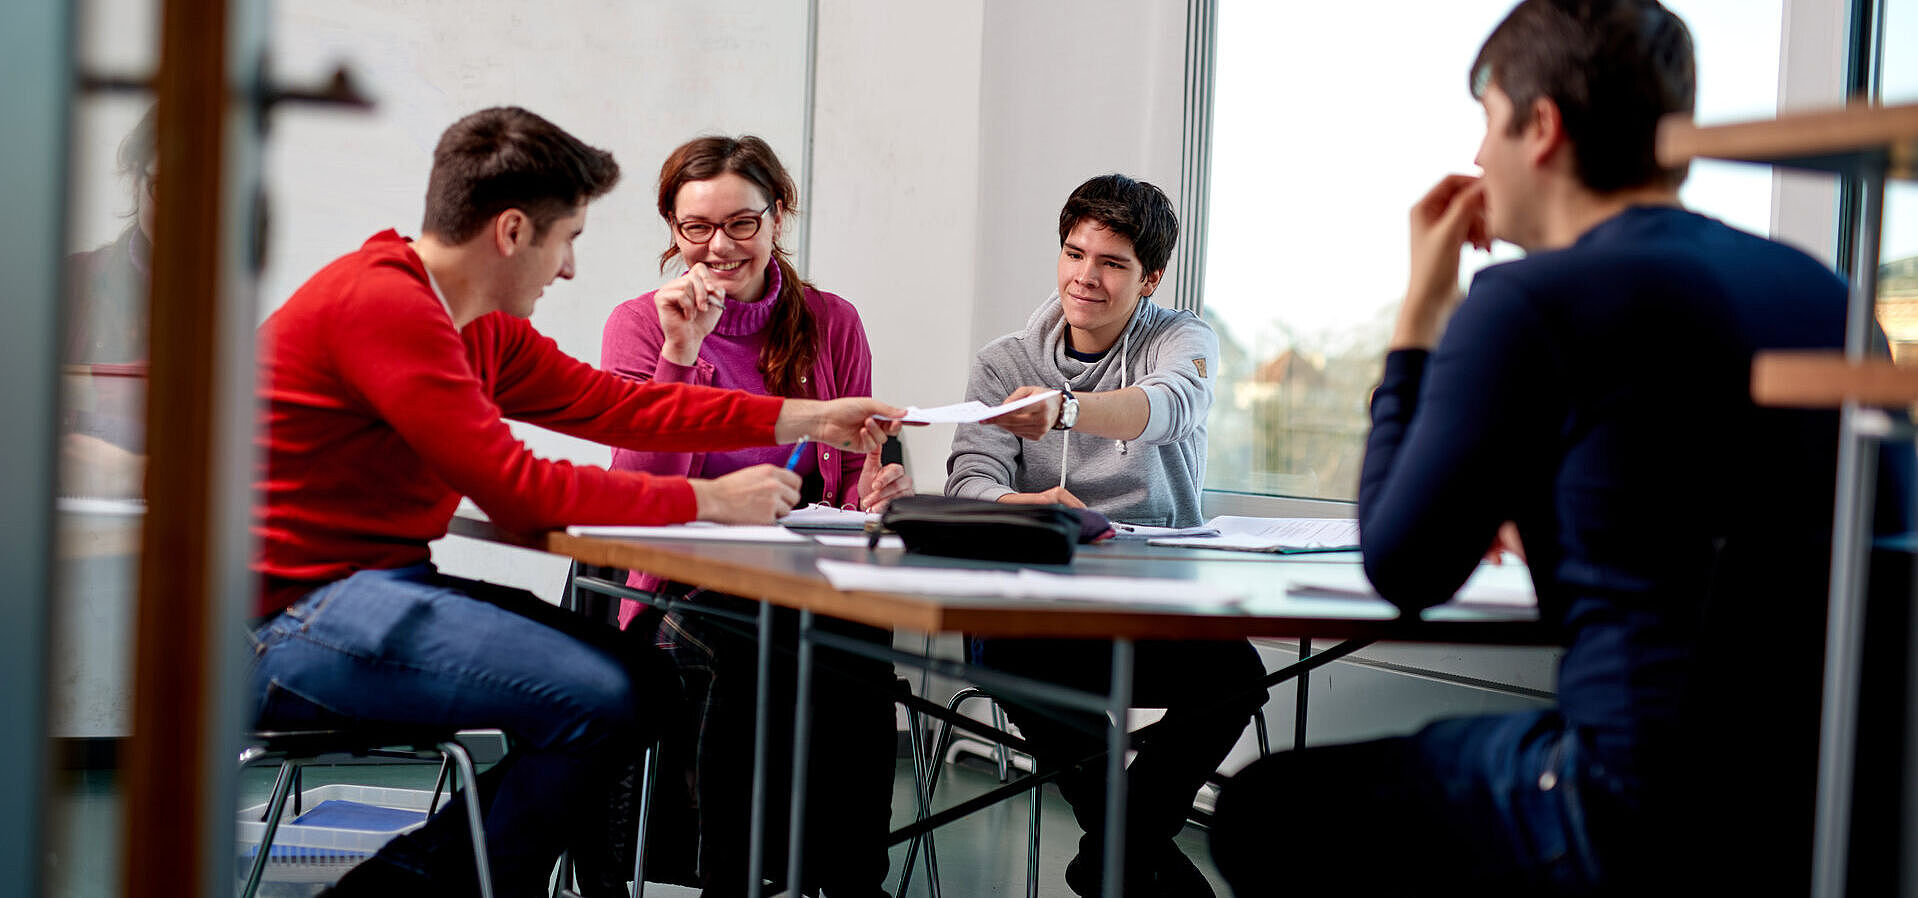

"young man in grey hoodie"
[947,174,1265,897]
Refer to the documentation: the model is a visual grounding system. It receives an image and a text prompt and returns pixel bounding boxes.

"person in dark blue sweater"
[1209,2,1910,895]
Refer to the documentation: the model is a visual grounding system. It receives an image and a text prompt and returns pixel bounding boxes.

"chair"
[897,689,1274,898]
[236,728,495,898]
[897,687,1040,898]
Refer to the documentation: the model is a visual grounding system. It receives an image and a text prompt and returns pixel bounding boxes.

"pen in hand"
[784,436,809,471]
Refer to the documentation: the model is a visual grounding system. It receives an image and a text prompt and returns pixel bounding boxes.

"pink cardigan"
[601,264,877,622]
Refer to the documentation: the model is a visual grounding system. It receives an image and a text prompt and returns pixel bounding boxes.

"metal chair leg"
[440,740,497,898]
[896,705,943,898]
[991,702,1011,783]
[1026,776,1042,898]
[1254,710,1271,755]
[291,765,305,817]
[899,687,987,897]
[552,854,574,898]
[632,743,659,898]
[430,756,454,816]
[239,760,299,898]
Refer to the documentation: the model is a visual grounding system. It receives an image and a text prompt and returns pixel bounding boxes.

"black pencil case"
[879,494,1107,565]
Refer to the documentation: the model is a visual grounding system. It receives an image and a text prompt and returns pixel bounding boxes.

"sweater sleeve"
[600,297,703,478]
[1133,312,1220,446]
[944,349,1022,502]
[480,315,777,453]
[1357,274,1555,611]
[326,283,772,533]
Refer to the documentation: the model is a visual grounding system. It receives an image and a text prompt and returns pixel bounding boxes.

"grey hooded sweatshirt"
[945,292,1218,528]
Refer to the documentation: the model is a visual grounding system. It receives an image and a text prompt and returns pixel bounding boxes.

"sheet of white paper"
[781,504,879,530]
[57,497,146,517]
[1149,516,1360,552]
[1285,563,1536,609]
[813,534,906,549]
[884,390,1060,425]
[567,522,809,543]
[1109,522,1221,540]
[815,559,1244,608]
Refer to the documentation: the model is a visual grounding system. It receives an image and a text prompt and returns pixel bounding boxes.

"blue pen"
[784,436,809,471]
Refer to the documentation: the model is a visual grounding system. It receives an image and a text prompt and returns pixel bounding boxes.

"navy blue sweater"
[1360,206,1910,779]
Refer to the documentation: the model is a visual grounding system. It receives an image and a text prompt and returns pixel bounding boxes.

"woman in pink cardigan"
[599,135,908,898]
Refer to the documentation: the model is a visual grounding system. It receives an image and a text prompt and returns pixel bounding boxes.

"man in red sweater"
[249,107,900,897]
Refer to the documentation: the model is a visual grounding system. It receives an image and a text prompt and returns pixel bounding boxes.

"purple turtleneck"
[601,260,877,505]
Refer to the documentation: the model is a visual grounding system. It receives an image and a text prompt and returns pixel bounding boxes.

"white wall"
[969,1,1190,349]
[811,0,1194,498]
[264,0,811,597]
[808,0,986,500]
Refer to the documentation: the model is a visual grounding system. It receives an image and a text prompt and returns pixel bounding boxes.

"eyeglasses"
[674,203,772,245]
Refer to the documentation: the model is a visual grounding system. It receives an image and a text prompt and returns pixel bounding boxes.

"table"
[446,513,1546,898]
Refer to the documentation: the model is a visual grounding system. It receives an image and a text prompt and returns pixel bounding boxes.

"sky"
[1198,0,1914,359]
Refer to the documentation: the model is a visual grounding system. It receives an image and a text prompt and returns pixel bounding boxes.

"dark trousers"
[972,636,1266,877]
[1209,711,1681,898]
[658,588,897,898]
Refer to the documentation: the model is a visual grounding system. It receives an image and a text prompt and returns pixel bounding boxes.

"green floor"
[48,749,1225,897]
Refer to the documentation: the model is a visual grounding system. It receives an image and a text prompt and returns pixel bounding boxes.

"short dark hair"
[1470,0,1695,193]
[1057,174,1179,275]
[421,107,621,244]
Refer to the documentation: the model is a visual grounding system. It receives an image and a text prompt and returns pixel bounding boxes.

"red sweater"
[254,231,782,615]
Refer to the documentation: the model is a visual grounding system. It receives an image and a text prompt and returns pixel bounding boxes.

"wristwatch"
[1052,385,1079,431]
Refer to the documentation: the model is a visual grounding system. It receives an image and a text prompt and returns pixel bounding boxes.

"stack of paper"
[1148,516,1360,553]
[815,559,1244,608]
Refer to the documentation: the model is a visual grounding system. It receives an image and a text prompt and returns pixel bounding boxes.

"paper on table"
[566,522,809,543]
[781,503,879,530]
[815,559,1244,608]
[1149,516,1360,553]
[881,390,1060,425]
[1285,563,1536,609]
[1109,521,1221,541]
[813,533,906,549]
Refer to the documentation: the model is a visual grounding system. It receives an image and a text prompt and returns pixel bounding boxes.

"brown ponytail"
[657,135,818,398]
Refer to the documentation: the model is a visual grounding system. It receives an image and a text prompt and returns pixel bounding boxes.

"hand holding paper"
[880,389,1060,425]
[978,385,1063,439]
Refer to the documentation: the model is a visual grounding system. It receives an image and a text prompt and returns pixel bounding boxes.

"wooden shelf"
[1658,102,1918,181]
[1753,350,1918,408]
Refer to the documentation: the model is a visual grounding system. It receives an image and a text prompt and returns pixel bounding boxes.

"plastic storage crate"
[235,784,436,882]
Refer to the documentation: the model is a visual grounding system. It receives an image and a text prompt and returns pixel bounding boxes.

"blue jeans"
[1210,711,1641,897]
[248,565,672,896]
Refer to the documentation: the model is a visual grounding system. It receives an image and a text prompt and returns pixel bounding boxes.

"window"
[1877,0,1918,361]
[1198,1,1785,501]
